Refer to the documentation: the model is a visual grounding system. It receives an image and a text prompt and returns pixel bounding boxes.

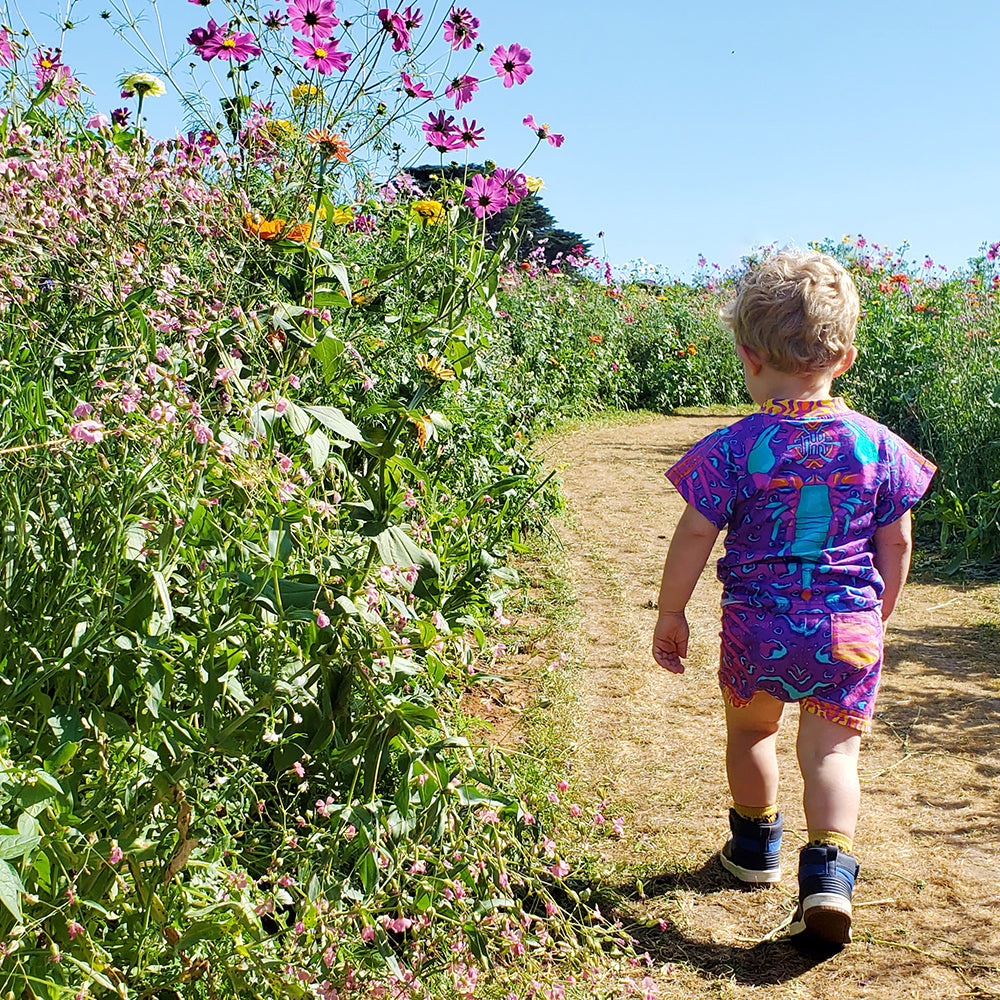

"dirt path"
[539,413,1000,999]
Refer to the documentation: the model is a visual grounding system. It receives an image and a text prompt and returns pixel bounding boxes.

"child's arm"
[873,509,913,629]
[653,503,720,673]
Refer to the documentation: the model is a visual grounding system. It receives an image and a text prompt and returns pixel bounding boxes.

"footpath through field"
[540,412,1000,1000]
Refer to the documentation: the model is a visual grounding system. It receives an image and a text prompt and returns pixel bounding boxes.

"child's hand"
[653,611,689,673]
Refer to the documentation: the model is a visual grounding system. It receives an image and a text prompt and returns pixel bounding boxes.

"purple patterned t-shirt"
[665,398,937,614]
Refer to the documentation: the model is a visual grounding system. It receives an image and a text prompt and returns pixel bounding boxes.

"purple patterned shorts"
[719,605,884,732]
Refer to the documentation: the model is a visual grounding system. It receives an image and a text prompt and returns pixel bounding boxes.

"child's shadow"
[615,856,843,986]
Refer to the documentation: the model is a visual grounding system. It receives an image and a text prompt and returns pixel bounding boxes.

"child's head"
[721,249,860,374]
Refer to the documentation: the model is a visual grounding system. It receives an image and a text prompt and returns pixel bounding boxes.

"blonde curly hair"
[721,249,860,374]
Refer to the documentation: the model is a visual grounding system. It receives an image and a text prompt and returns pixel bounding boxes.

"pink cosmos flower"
[443,6,479,49]
[456,118,484,148]
[69,419,104,445]
[422,110,463,151]
[445,74,478,109]
[402,5,423,31]
[465,173,507,217]
[292,35,351,73]
[493,167,528,206]
[195,21,262,61]
[490,43,532,87]
[263,9,288,29]
[288,0,339,38]
[187,19,220,55]
[377,8,410,51]
[523,114,564,147]
[0,29,15,68]
[400,70,433,99]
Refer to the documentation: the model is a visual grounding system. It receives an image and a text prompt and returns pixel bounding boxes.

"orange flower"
[408,414,430,449]
[415,353,456,381]
[914,303,927,312]
[305,128,351,162]
[588,334,603,343]
[243,213,287,240]
[284,222,313,243]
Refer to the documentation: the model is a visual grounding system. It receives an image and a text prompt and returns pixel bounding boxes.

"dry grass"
[511,413,1000,999]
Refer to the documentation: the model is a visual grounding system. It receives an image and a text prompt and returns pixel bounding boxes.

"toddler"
[652,249,935,944]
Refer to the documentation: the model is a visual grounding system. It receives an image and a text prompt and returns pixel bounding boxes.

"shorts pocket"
[830,611,883,670]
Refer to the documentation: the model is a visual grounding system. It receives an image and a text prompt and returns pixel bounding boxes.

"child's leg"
[724,691,785,809]
[796,709,861,845]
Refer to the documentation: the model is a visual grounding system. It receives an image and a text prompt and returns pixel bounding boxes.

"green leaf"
[303,405,365,443]
[0,859,24,921]
[283,400,312,436]
[306,429,330,471]
[374,525,441,578]
[0,832,40,861]
[151,570,174,625]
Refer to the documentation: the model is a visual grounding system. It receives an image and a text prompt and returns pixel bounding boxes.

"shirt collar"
[759,397,848,418]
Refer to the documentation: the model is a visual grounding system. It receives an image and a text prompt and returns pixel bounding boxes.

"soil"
[528,412,1000,999]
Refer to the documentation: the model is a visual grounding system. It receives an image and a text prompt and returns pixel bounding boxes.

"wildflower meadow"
[0,2,998,999]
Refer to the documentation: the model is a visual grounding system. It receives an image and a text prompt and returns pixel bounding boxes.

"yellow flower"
[525,176,545,193]
[120,72,166,98]
[307,203,328,221]
[291,84,323,104]
[264,118,295,140]
[305,127,350,162]
[331,206,354,225]
[410,200,446,225]
[415,354,456,381]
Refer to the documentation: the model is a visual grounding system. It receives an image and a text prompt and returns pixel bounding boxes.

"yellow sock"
[734,802,779,823]
[809,829,854,853]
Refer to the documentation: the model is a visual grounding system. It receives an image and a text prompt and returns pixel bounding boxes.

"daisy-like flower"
[490,43,532,87]
[523,114,564,147]
[305,127,350,161]
[443,6,478,50]
[416,354,456,381]
[287,0,339,37]
[292,36,351,73]
[120,72,166,97]
[410,199,445,225]
[402,5,422,30]
[525,175,544,192]
[0,28,16,68]
[244,213,287,239]
[422,110,462,152]
[263,8,289,29]
[493,167,527,206]
[464,173,506,218]
[444,74,478,109]
[400,70,432,99]
[195,21,262,61]
[377,9,410,52]
[456,118,484,148]
[291,83,323,103]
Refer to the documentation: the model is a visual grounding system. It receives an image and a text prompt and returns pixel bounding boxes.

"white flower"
[120,72,166,98]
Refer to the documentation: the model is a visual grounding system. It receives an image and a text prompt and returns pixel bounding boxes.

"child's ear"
[833,346,858,377]
[736,343,764,375]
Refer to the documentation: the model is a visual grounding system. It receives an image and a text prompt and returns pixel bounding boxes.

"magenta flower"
[401,5,423,30]
[292,35,351,73]
[263,8,289,29]
[464,173,506,218]
[442,6,479,50]
[288,0,339,38]
[377,8,411,51]
[188,0,212,5]
[445,74,478,109]
[192,20,262,61]
[493,167,527,205]
[111,107,131,126]
[456,118,484,148]
[490,43,532,87]
[523,114,564,147]
[422,110,463,152]
[0,29,15,68]
[401,70,433,99]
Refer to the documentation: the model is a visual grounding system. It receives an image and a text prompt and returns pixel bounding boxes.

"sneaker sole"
[719,849,782,884]
[792,893,853,944]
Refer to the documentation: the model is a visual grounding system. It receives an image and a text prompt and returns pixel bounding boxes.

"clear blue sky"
[16,0,1000,278]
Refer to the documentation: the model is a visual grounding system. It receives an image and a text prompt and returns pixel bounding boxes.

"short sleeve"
[875,435,937,526]
[665,428,737,530]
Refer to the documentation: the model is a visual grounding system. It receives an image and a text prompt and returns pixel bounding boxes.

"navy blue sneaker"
[789,844,860,944]
[719,808,783,884]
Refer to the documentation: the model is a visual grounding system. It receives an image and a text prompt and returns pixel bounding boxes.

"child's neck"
[752,368,835,405]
